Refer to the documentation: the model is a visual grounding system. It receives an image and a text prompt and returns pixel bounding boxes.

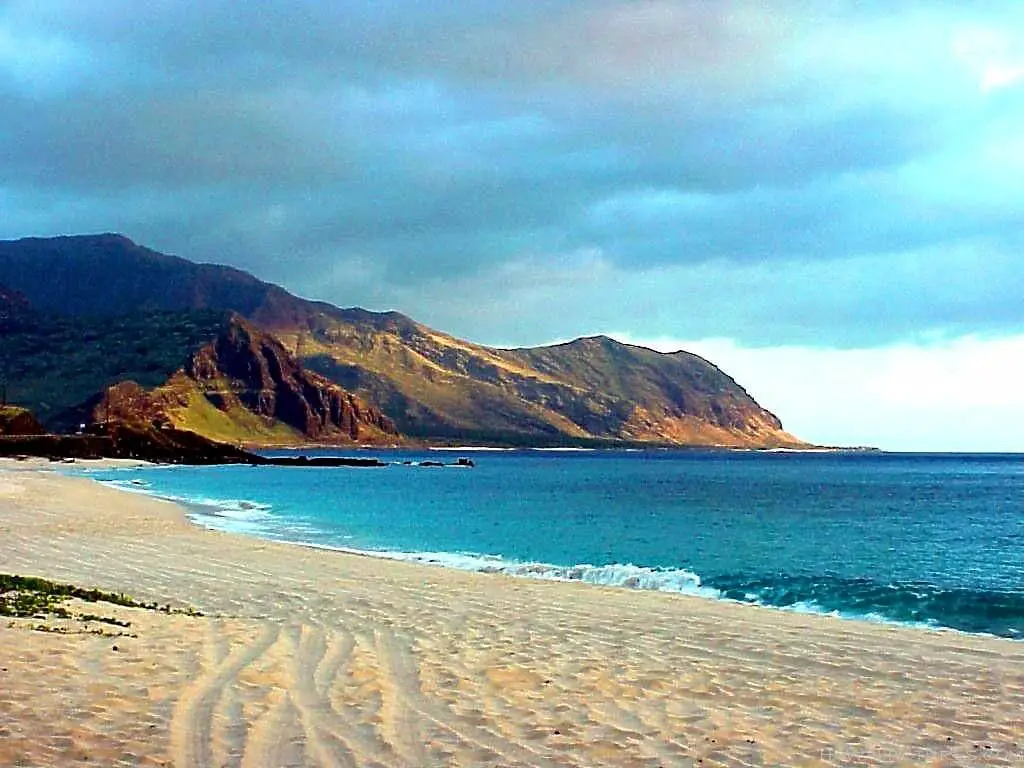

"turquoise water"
[81,450,1024,638]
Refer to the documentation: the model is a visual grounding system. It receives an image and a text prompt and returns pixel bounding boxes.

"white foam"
[89,474,274,527]
[185,497,273,520]
[527,447,597,452]
[95,478,154,496]
[761,599,946,633]
[72,467,274,539]
[296,545,719,598]
[427,446,515,452]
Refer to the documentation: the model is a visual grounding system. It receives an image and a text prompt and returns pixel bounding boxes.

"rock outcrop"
[0,406,44,436]
[183,316,397,442]
[0,422,262,464]
[93,316,398,445]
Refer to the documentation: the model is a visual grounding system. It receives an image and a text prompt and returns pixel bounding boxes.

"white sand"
[1,460,1022,767]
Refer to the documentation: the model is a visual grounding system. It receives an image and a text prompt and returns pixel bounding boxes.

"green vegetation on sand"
[0,573,202,630]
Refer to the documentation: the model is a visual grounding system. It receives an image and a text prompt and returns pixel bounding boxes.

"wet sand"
[1,460,1022,767]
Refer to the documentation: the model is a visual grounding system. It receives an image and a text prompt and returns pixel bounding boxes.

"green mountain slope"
[1,305,232,429]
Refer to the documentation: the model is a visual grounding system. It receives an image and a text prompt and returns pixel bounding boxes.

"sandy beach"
[1,460,1022,767]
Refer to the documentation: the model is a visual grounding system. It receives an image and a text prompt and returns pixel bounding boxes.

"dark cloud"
[1,0,1023,348]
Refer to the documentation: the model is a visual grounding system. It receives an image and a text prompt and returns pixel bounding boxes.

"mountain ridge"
[0,233,346,330]
[0,233,808,448]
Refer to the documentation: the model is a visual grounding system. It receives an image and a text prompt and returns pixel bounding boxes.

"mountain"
[0,284,33,328]
[300,318,803,447]
[0,234,807,448]
[501,336,790,445]
[0,286,33,407]
[0,234,330,329]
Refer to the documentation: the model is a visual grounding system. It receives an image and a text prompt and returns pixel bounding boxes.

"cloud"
[352,243,1023,349]
[0,0,1023,351]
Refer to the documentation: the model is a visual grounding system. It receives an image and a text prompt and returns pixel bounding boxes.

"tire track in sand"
[170,621,280,768]
[286,623,398,767]
[239,692,303,768]
[374,628,571,768]
[314,627,356,700]
[373,629,429,766]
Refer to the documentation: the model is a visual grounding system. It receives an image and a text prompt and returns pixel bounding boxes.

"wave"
[368,551,718,596]
[91,475,276,536]
[184,497,273,521]
[95,477,152,492]
[427,446,515,452]
[267,534,1024,639]
[704,573,1024,639]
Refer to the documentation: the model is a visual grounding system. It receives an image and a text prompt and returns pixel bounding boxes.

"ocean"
[78,449,1024,639]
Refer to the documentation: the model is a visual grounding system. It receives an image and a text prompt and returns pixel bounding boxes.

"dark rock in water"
[258,455,386,467]
[406,458,474,468]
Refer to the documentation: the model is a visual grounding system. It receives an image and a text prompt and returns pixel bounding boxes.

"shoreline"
[77,458,1023,643]
[2,459,1023,766]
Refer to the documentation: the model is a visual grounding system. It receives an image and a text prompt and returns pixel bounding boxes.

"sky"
[1,1,1022,450]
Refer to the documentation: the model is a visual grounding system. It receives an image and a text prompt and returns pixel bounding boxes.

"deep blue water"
[79,450,1024,638]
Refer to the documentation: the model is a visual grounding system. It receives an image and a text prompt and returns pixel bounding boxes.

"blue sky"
[1,1,1022,450]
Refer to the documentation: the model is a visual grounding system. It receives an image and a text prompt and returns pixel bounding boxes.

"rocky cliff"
[180,316,397,443]
[94,317,398,445]
[501,336,795,446]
